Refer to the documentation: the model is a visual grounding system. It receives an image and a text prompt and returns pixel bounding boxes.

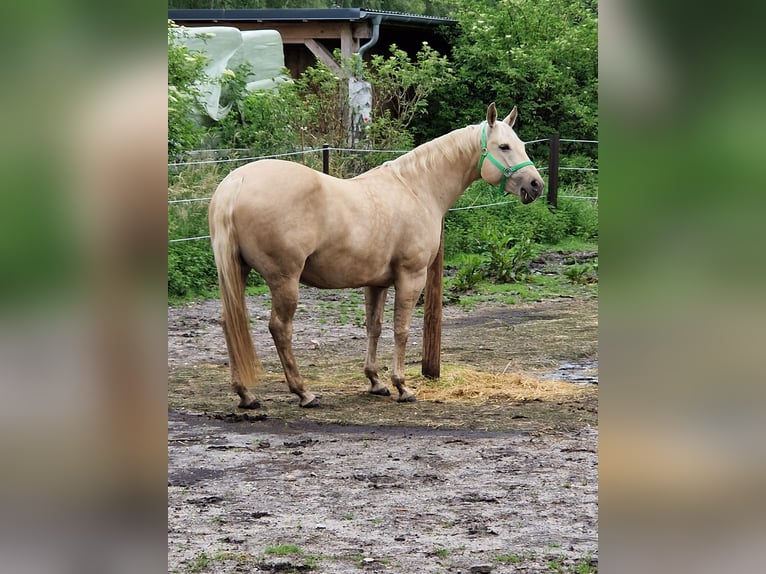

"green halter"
[478,121,534,192]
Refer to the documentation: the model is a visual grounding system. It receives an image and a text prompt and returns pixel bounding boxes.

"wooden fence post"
[322,144,330,175]
[547,133,560,208]
[421,220,445,379]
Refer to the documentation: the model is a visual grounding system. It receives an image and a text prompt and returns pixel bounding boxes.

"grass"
[264,544,304,556]
[540,237,598,252]
[494,551,597,573]
[186,551,210,573]
[443,239,598,307]
[445,272,596,309]
[262,544,321,571]
[495,550,537,565]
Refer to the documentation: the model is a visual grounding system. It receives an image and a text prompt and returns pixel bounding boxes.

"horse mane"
[386,124,478,179]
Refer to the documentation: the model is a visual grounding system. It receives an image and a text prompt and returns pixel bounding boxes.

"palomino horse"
[209,103,544,408]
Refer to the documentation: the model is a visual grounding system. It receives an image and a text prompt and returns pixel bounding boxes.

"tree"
[422,0,598,143]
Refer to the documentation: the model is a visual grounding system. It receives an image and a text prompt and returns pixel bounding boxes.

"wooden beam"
[340,24,357,59]
[211,21,371,42]
[303,38,342,75]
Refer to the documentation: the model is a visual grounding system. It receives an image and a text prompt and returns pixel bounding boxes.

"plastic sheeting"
[348,77,372,147]
[179,26,289,120]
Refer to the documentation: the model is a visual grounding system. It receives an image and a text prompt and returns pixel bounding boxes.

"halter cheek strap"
[478,121,534,192]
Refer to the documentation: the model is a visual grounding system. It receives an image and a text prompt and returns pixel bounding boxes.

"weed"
[450,254,485,293]
[563,257,598,285]
[186,551,210,573]
[495,553,523,564]
[478,227,534,283]
[496,550,536,564]
[265,544,303,556]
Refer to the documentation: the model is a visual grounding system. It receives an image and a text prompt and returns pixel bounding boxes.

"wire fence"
[169,136,597,243]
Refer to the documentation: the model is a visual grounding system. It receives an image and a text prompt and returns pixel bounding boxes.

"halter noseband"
[478,121,534,192]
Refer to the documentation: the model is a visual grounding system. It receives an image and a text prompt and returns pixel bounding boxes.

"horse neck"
[388,125,482,214]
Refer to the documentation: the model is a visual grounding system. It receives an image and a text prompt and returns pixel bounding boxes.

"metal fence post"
[547,134,560,208]
[322,144,330,174]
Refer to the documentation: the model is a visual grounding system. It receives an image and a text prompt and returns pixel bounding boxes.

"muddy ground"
[168,286,598,573]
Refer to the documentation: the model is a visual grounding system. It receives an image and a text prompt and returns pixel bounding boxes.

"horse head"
[478,102,545,204]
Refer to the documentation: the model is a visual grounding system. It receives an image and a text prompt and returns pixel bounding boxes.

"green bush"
[167,21,209,158]
[478,227,534,283]
[215,81,306,153]
[168,241,218,299]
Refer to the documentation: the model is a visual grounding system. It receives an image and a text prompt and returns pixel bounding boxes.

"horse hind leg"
[268,278,319,408]
[364,286,390,396]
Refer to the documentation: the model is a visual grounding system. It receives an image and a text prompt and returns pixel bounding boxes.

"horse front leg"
[364,286,390,396]
[391,272,428,403]
[268,279,319,408]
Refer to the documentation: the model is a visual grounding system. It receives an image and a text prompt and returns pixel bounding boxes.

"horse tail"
[209,177,263,395]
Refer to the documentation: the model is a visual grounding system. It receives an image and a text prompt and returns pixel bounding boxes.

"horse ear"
[486,102,497,127]
[503,106,518,128]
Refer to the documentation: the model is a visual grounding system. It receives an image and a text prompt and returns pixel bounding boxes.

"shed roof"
[167,8,456,27]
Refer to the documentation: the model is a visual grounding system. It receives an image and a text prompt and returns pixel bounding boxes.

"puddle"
[544,359,598,385]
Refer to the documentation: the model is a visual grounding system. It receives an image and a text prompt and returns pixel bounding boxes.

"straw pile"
[411,365,591,404]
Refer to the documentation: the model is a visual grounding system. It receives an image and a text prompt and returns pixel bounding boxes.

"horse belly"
[300,250,393,289]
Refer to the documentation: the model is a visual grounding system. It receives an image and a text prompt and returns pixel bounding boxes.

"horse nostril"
[530,179,539,189]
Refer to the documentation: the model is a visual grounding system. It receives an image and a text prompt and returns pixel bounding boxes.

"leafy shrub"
[167,21,210,158]
[451,254,485,293]
[477,227,534,283]
[215,80,306,153]
[168,241,218,299]
[564,258,598,284]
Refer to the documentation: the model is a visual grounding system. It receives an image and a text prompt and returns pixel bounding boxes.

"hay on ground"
[409,365,590,404]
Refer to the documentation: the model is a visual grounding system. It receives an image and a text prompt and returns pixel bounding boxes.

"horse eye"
[499,144,510,151]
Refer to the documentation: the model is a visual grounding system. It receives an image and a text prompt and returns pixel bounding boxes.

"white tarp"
[348,77,372,147]
[179,26,289,120]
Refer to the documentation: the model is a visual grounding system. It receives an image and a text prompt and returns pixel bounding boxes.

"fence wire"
[169,140,597,243]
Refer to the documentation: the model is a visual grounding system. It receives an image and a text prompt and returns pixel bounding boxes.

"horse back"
[216,159,440,288]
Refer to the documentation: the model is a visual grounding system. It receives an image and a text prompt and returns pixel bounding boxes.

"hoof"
[369,385,391,397]
[300,395,320,408]
[397,393,417,403]
[238,398,261,409]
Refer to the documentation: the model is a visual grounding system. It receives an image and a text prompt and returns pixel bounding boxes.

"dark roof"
[167,8,455,27]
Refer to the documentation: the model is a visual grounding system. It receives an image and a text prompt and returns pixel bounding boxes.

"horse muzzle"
[519,176,544,204]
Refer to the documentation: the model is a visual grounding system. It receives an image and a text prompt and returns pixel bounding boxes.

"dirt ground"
[168,287,598,573]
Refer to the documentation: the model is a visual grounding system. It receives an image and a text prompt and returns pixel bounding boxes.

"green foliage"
[563,257,598,285]
[215,80,306,153]
[167,21,209,158]
[478,227,534,283]
[448,227,534,294]
[294,61,349,148]
[168,241,218,300]
[444,183,598,261]
[451,254,485,292]
[264,544,303,556]
[422,0,597,146]
[367,43,454,129]
[186,551,211,573]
